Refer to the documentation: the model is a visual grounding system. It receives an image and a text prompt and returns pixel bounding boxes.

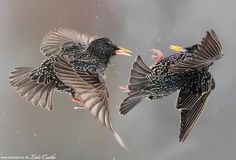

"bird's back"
[145,53,189,99]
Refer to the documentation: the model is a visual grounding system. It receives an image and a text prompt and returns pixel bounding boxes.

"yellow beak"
[169,45,186,53]
[115,47,132,56]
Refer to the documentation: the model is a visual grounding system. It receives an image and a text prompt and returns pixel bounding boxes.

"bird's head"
[184,44,198,53]
[86,37,132,63]
[169,44,198,53]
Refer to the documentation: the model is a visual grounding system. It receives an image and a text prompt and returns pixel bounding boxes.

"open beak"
[115,47,132,56]
[169,45,186,53]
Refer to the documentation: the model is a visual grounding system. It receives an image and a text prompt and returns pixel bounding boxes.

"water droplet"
[34,133,37,137]
[219,105,225,111]
[97,4,101,8]
[2,112,5,115]
[158,38,161,42]
[16,130,20,134]
[174,29,177,32]
[95,16,98,19]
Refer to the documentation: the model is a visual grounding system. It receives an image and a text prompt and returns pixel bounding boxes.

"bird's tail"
[120,56,152,115]
[9,67,55,110]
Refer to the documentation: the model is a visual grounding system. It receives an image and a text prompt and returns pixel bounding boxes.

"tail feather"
[9,67,32,79]
[133,62,150,74]
[130,76,147,83]
[9,67,55,110]
[120,56,152,115]
[128,81,150,91]
[133,57,152,73]
[128,56,152,94]
[120,92,143,115]
[130,69,146,77]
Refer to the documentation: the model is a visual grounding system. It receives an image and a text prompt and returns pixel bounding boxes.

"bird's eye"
[108,41,113,46]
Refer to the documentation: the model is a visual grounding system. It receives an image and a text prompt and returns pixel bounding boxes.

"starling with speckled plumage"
[120,30,223,142]
[9,28,131,149]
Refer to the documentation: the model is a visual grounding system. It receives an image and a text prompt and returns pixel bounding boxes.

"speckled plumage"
[145,53,211,100]
[9,29,117,109]
[9,28,129,149]
[120,30,223,142]
[29,56,76,96]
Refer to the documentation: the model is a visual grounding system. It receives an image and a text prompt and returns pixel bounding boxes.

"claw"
[71,97,85,110]
[150,49,164,63]
[71,97,81,103]
[119,85,130,93]
[74,105,85,110]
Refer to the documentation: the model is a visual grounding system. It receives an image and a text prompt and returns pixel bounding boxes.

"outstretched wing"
[169,30,223,73]
[179,91,211,142]
[177,74,215,142]
[54,56,127,150]
[9,67,55,110]
[40,28,98,57]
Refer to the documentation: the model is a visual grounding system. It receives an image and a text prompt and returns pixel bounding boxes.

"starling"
[120,30,223,142]
[9,28,131,149]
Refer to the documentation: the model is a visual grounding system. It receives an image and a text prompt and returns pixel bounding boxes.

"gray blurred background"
[0,0,235,159]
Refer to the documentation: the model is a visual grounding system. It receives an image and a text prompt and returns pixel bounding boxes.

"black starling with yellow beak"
[120,30,223,142]
[9,28,131,149]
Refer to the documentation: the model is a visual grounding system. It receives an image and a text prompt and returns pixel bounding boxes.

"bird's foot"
[71,97,85,110]
[150,49,164,63]
[74,105,85,110]
[119,85,130,93]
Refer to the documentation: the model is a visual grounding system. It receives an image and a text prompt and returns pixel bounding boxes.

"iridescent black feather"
[120,30,223,142]
[9,28,127,149]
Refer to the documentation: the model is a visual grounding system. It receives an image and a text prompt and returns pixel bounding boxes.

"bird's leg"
[150,49,164,63]
[119,85,130,93]
[71,97,85,110]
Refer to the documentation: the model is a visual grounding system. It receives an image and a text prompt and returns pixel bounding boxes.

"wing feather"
[170,30,223,73]
[177,74,215,142]
[54,56,127,150]
[9,67,55,110]
[40,28,98,56]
